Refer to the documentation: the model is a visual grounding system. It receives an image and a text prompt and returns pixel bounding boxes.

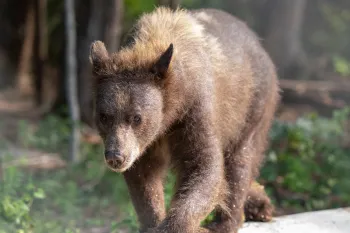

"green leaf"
[33,188,46,199]
[333,55,350,76]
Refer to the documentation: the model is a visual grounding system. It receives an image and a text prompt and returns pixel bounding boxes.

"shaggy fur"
[90,7,279,233]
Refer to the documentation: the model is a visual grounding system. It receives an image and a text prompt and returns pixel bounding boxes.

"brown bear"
[90,6,279,233]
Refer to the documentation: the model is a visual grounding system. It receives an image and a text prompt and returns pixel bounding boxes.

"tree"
[157,0,181,9]
[78,0,124,126]
[0,0,29,90]
[64,0,80,162]
[17,0,35,97]
[264,0,308,79]
[33,0,48,105]
[104,0,124,53]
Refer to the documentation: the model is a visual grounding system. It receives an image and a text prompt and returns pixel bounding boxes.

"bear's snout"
[104,150,125,169]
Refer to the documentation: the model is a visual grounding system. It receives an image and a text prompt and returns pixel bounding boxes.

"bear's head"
[89,41,173,172]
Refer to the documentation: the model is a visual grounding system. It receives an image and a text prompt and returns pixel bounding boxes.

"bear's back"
[191,9,279,146]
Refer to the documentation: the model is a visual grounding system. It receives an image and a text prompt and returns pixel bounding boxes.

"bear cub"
[90,6,279,233]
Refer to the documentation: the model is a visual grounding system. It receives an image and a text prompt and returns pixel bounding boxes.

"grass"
[0,107,349,232]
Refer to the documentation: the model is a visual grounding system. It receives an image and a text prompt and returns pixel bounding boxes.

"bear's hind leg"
[204,181,273,233]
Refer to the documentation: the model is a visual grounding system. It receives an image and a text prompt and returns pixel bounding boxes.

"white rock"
[240,208,350,233]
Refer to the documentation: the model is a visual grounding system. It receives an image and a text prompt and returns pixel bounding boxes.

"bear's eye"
[133,114,142,126]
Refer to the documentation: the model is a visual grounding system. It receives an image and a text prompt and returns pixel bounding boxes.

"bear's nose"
[104,150,125,168]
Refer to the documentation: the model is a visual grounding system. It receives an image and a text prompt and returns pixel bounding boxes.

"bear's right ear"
[90,41,109,74]
[151,43,174,79]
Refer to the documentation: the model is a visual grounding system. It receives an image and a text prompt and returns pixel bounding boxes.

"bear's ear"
[151,43,173,78]
[90,41,109,74]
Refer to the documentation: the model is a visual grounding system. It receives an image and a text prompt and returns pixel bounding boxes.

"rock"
[240,207,350,233]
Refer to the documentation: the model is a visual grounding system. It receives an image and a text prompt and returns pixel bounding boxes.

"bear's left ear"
[151,43,174,78]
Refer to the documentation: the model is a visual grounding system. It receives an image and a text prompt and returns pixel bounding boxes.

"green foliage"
[262,107,350,211]
[321,3,350,35]
[125,0,156,19]
[0,115,126,232]
[0,166,45,233]
[0,164,85,233]
[111,203,139,233]
[123,0,157,31]
[332,56,350,77]
[18,115,71,154]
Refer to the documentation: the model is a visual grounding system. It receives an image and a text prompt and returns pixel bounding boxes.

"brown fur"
[90,7,280,233]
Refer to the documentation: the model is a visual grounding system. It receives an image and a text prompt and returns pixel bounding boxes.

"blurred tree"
[34,0,48,105]
[158,0,181,9]
[0,0,27,89]
[64,0,80,162]
[223,0,268,35]
[78,0,124,126]
[105,0,124,53]
[17,0,35,97]
[264,0,308,79]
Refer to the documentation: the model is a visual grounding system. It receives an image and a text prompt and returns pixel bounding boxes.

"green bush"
[0,166,45,233]
[262,107,350,212]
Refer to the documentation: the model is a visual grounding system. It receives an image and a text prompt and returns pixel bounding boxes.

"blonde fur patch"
[109,7,225,73]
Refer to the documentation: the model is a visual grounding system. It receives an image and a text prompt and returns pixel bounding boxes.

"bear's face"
[90,41,173,172]
[95,77,163,172]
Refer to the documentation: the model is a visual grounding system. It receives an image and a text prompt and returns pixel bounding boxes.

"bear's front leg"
[149,119,224,233]
[123,149,168,233]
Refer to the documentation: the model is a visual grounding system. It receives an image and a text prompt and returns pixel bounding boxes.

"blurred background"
[0,0,349,232]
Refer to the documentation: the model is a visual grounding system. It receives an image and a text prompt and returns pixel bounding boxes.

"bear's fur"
[90,7,279,233]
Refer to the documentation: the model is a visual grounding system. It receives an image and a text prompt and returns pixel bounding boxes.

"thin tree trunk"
[158,0,168,6]
[78,0,103,126]
[157,0,181,9]
[78,0,124,126]
[264,0,307,79]
[64,0,80,163]
[104,0,124,53]
[170,0,181,9]
[33,0,48,105]
[17,0,35,97]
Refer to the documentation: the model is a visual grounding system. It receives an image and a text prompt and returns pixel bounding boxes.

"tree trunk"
[157,0,181,9]
[104,0,124,53]
[33,0,48,105]
[264,0,307,79]
[78,0,104,126]
[0,48,15,89]
[17,0,35,97]
[78,0,124,126]
[64,0,80,163]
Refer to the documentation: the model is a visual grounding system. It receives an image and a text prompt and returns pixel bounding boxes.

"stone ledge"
[240,208,350,233]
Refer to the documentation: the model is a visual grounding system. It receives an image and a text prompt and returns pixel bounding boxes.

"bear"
[89,7,279,233]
